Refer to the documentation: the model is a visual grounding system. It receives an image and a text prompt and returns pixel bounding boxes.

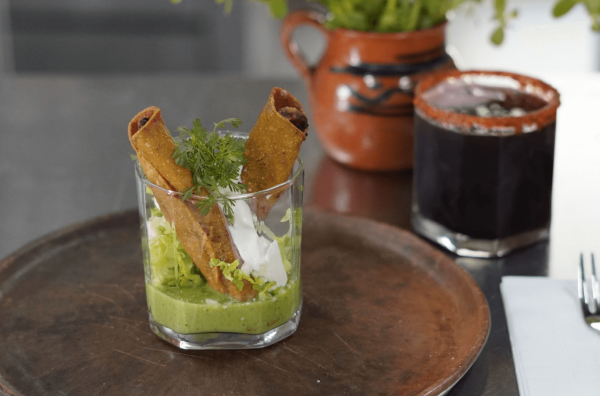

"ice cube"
[509,107,526,117]
[475,105,491,117]
[489,103,509,117]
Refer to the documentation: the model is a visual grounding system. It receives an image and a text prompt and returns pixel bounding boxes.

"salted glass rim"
[133,130,304,201]
[413,70,561,134]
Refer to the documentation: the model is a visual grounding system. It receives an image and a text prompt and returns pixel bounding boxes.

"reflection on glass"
[311,156,412,229]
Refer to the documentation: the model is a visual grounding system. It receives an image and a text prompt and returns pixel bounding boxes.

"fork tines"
[579,253,598,315]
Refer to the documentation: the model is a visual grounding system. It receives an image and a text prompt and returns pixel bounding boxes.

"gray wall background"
[0,0,598,76]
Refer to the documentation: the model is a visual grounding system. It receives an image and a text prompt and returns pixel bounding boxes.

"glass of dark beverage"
[412,70,561,258]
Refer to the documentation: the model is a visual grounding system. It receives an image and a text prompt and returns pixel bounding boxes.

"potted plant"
[279,0,599,171]
[177,0,599,171]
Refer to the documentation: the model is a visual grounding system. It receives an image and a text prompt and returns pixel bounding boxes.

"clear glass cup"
[134,131,304,349]
[412,70,560,258]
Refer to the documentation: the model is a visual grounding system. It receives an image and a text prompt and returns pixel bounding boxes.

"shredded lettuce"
[276,208,302,272]
[148,206,302,298]
[209,258,277,298]
[280,207,301,224]
[150,207,162,218]
[274,234,293,272]
[149,217,204,289]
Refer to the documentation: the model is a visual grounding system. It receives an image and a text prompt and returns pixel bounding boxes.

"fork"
[578,253,600,331]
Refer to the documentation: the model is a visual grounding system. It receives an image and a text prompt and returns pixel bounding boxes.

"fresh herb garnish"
[173,118,246,224]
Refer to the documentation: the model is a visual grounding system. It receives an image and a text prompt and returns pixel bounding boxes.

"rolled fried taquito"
[129,106,256,301]
[241,87,308,216]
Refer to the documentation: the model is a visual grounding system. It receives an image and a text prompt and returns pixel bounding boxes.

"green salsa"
[146,278,301,334]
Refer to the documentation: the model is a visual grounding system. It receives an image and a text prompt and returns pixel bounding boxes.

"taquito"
[241,87,308,216]
[128,106,256,301]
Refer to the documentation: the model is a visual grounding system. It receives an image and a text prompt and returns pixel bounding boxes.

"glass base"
[411,213,549,258]
[148,304,302,350]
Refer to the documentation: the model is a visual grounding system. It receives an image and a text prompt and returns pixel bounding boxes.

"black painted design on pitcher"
[330,54,451,117]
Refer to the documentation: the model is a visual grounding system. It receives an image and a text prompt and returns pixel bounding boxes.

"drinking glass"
[412,70,560,258]
[135,131,304,349]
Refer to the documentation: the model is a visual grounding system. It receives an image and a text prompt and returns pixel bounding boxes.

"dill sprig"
[172,118,246,224]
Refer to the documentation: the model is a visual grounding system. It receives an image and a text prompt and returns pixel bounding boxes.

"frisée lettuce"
[148,213,205,289]
[209,258,278,298]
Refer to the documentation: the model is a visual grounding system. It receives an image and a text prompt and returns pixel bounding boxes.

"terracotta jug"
[280,10,455,171]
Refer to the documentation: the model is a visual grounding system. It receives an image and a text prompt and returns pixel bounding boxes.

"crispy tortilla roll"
[241,87,308,215]
[129,106,257,301]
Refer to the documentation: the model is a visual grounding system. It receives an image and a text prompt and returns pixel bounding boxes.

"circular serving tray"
[0,207,489,396]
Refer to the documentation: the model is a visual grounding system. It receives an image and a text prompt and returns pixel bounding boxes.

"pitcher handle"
[280,10,330,83]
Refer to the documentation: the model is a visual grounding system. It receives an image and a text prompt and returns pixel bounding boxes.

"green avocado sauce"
[146,278,301,334]
[143,206,302,335]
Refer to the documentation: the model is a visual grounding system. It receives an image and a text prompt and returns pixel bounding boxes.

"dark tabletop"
[0,74,549,395]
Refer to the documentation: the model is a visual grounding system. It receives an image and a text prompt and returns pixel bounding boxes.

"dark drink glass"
[412,71,560,258]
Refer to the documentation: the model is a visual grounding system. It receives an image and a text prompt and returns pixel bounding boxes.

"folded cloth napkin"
[501,276,600,396]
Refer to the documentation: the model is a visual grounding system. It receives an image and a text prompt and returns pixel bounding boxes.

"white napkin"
[500,276,600,396]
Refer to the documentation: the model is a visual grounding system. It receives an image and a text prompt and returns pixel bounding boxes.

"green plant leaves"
[553,0,576,16]
[376,0,425,32]
[173,0,600,43]
[495,0,506,14]
[552,0,600,30]
[491,26,504,44]
[321,0,451,32]
[215,0,234,14]
[257,0,288,19]
[407,0,423,30]
[487,0,518,45]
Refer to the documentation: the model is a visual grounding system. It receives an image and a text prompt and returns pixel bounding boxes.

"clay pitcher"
[280,10,455,171]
